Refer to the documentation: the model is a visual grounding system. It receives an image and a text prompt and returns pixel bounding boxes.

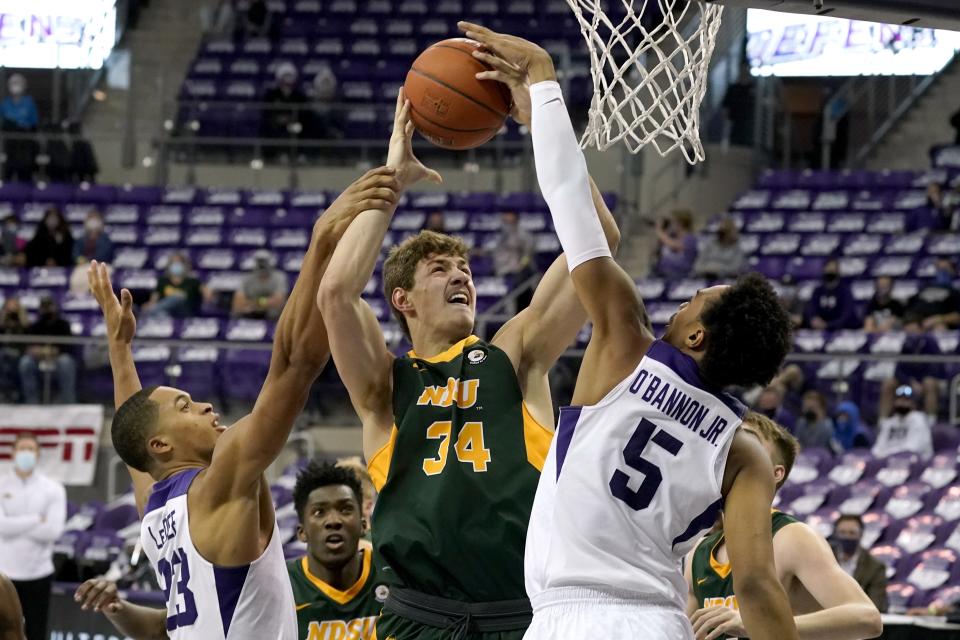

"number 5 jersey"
[524,340,747,610]
[141,467,298,639]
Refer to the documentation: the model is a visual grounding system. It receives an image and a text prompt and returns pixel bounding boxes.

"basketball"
[403,38,512,150]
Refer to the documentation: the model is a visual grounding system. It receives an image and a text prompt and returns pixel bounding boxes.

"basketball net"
[566,0,723,163]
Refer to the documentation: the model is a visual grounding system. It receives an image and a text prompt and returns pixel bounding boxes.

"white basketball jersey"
[525,340,746,610]
[141,468,298,640]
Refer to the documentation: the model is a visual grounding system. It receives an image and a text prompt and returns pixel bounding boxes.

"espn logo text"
[0,426,97,462]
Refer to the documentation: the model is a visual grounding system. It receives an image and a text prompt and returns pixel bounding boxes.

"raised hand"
[75,578,123,614]
[88,260,136,345]
[320,166,402,237]
[387,88,443,190]
[471,47,532,127]
[458,22,556,85]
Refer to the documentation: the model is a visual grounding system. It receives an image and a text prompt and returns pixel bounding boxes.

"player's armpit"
[568,256,655,406]
[722,430,799,640]
[777,523,883,640]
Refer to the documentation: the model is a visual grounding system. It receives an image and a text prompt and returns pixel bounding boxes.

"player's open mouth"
[212,415,226,432]
[447,292,469,306]
[324,534,346,550]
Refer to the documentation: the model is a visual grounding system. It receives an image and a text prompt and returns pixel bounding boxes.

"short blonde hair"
[382,230,470,338]
[743,411,799,489]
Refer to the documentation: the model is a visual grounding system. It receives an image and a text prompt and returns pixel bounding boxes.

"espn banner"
[0,405,104,485]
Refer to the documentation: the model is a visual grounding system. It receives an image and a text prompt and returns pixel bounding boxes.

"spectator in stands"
[307,64,341,139]
[925,182,956,232]
[0,214,25,267]
[778,273,805,329]
[262,63,309,142]
[753,385,797,434]
[72,210,114,264]
[831,515,887,613]
[794,390,837,451]
[0,432,67,640]
[804,258,858,330]
[494,211,537,312]
[833,401,871,450]
[872,384,933,460]
[238,0,271,38]
[654,209,697,279]
[1,74,39,183]
[693,216,744,280]
[862,276,904,333]
[0,297,27,402]
[880,314,941,419]
[425,211,447,234]
[232,249,289,320]
[905,258,960,331]
[145,253,208,319]
[18,296,76,404]
[25,208,73,268]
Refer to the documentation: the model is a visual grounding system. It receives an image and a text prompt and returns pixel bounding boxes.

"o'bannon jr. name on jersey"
[629,369,729,446]
[417,377,479,409]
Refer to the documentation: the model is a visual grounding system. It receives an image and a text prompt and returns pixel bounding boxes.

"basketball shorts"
[523,587,694,640]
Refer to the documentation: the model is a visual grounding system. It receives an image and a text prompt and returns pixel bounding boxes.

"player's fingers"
[120,289,133,312]
[74,580,93,601]
[92,585,118,612]
[425,167,443,185]
[705,618,737,640]
[361,199,397,211]
[472,50,518,76]
[393,88,405,122]
[691,608,724,637]
[77,580,107,609]
[405,120,415,139]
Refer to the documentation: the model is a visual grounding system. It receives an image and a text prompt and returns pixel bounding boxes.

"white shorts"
[524,587,694,640]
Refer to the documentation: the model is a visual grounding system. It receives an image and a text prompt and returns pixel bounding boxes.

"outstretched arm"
[209,168,401,491]
[75,579,168,640]
[721,430,799,640]
[462,24,652,406]
[0,574,24,640]
[88,262,154,516]
[468,28,621,383]
[317,92,442,459]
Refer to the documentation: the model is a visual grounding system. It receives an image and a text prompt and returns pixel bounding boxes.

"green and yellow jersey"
[691,510,799,637]
[368,335,552,602]
[287,550,388,640]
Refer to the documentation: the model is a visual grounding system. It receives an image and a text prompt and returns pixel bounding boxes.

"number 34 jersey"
[141,467,298,640]
[525,340,747,610]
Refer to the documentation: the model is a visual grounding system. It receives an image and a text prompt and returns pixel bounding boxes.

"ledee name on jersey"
[303,615,377,640]
[629,368,729,446]
[146,509,178,550]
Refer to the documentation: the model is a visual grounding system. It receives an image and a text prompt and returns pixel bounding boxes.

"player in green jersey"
[288,461,389,640]
[317,84,619,638]
[685,413,882,640]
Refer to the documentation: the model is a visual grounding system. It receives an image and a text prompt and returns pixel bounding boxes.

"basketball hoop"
[566,0,723,163]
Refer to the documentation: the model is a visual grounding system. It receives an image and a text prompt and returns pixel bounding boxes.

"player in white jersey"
[461,24,799,640]
[81,169,400,640]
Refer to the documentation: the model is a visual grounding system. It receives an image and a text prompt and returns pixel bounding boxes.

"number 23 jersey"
[141,467,298,639]
[525,340,746,609]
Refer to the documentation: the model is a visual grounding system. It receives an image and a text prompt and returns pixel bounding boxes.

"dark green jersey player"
[318,90,620,639]
[690,510,800,613]
[684,413,882,640]
[289,461,389,640]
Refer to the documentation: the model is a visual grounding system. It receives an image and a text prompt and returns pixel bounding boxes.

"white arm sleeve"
[530,80,611,272]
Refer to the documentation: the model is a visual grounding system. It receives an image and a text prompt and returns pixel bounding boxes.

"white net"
[565,0,723,163]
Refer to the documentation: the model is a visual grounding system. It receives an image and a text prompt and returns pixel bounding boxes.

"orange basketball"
[403,38,512,150]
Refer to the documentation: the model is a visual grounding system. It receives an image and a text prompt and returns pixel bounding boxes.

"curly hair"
[112,386,160,472]
[292,460,363,521]
[382,230,470,338]
[699,273,792,389]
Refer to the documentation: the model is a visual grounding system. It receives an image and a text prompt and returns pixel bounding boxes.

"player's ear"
[296,523,307,543]
[773,464,786,487]
[391,287,414,314]
[360,518,368,535]
[148,434,173,458]
[685,325,705,350]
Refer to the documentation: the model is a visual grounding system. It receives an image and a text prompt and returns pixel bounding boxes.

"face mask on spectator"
[14,450,36,473]
[823,271,839,284]
[893,404,912,416]
[803,409,818,422]
[169,262,186,277]
[935,269,953,286]
[835,537,859,555]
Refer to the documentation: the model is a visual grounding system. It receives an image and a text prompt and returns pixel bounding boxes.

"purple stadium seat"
[921,455,959,489]
[271,485,293,508]
[789,479,837,516]
[804,507,840,539]
[907,548,956,592]
[833,479,889,516]
[863,511,894,548]
[885,582,920,612]
[872,545,905,580]
[826,451,875,487]
[886,482,933,519]
[933,485,960,522]
[93,504,139,532]
[82,531,125,564]
[896,515,944,554]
